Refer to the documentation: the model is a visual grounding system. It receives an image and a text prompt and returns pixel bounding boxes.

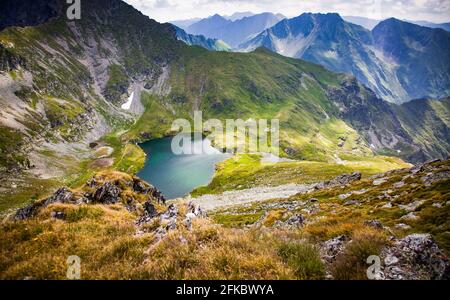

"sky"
[123,0,450,23]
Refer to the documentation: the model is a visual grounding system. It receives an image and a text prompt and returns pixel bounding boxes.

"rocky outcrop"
[14,204,40,221]
[380,234,450,280]
[0,45,27,72]
[274,214,305,228]
[44,188,74,206]
[93,182,121,204]
[421,171,450,186]
[315,172,362,190]
[14,187,74,220]
[364,220,383,229]
[320,235,350,265]
[13,173,164,221]
[133,180,166,204]
[137,201,208,236]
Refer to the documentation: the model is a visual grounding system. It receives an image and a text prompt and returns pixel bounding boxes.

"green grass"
[192,154,410,196]
[0,126,25,170]
[104,64,129,103]
[122,92,190,141]
[0,176,60,215]
[212,212,264,228]
[277,242,325,280]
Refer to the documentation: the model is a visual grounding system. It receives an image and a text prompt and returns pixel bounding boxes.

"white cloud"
[123,0,450,23]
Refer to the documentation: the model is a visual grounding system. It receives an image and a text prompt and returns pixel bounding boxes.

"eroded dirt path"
[178,183,315,211]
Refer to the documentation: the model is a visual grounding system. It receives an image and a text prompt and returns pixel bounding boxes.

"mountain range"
[344,16,450,31]
[0,0,448,209]
[170,12,257,29]
[182,13,285,48]
[174,26,231,51]
[239,13,450,104]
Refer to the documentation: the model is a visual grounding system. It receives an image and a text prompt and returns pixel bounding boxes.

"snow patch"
[121,92,134,110]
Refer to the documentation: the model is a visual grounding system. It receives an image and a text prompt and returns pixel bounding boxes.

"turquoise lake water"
[137,136,230,199]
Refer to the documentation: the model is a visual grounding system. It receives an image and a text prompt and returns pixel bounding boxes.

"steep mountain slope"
[239,13,450,104]
[372,18,450,101]
[125,46,449,164]
[327,79,450,162]
[187,14,232,37]
[225,12,256,21]
[186,13,285,48]
[407,20,450,32]
[344,16,450,32]
[0,0,184,210]
[0,0,62,31]
[174,26,231,51]
[343,16,379,30]
[169,18,201,30]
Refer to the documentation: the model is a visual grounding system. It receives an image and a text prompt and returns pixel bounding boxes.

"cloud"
[123,0,450,23]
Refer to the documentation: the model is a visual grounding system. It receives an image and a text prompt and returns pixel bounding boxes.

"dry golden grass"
[0,203,310,280]
[1,160,448,280]
[331,228,388,280]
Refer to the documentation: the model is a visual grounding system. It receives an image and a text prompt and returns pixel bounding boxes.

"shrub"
[331,229,387,280]
[277,242,325,280]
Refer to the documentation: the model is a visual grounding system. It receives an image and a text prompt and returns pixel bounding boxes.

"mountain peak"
[373,17,439,32]
[292,12,344,24]
[210,13,226,20]
[225,11,255,21]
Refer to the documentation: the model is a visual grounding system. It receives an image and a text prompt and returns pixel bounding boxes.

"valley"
[0,0,448,281]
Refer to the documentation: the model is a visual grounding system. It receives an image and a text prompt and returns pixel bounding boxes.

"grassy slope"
[126,47,386,163]
[392,98,450,160]
[192,154,410,196]
[211,159,449,279]
[1,160,447,280]
[0,0,180,212]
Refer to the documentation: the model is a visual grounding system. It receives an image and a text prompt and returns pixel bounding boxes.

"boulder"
[398,200,425,212]
[320,235,350,264]
[285,214,305,227]
[133,180,149,194]
[93,182,121,204]
[187,201,207,218]
[381,202,393,209]
[364,220,383,229]
[315,172,361,189]
[400,212,419,221]
[394,223,411,230]
[393,181,405,188]
[373,178,387,186]
[44,188,74,206]
[136,201,159,226]
[160,204,178,221]
[144,201,158,217]
[14,204,39,221]
[50,211,66,220]
[343,200,360,206]
[381,234,450,280]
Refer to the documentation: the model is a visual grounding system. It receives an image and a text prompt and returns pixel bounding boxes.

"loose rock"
[380,234,450,280]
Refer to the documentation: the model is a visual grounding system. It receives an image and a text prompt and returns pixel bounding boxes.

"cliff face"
[0,0,63,31]
[327,78,450,162]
